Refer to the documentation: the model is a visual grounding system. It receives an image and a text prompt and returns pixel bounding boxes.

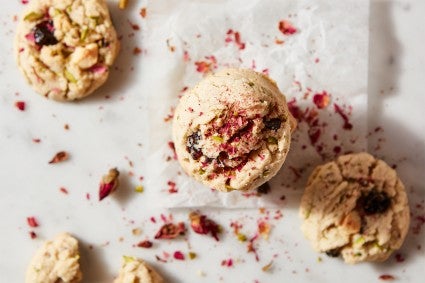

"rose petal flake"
[189,211,221,241]
[15,101,26,111]
[27,216,39,228]
[174,251,185,260]
[137,240,153,248]
[48,151,69,164]
[154,222,186,239]
[313,91,330,109]
[98,168,120,201]
[278,20,297,35]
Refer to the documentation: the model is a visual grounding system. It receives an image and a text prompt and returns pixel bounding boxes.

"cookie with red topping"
[15,0,119,101]
[172,68,296,192]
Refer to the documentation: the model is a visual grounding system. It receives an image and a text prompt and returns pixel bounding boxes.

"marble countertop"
[0,1,424,282]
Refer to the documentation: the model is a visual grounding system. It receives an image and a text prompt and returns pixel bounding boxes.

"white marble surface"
[0,1,424,282]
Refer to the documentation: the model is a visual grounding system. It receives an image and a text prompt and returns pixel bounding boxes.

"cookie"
[172,68,296,192]
[15,0,119,101]
[25,233,82,283]
[299,152,410,264]
[114,256,164,283]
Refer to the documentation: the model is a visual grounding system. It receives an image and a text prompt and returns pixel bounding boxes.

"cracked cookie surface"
[299,152,410,263]
[15,0,119,101]
[25,233,82,283]
[114,256,164,283]
[172,68,296,192]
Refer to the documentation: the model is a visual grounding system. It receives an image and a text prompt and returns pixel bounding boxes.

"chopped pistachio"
[212,135,223,142]
[237,233,247,242]
[188,252,197,260]
[135,185,144,193]
[24,12,43,22]
[198,169,206,175]
[354,236,365,245]
[80,27,88,41]
[64,69,77,83]
[123,255,135,263]
[267,137,278,144]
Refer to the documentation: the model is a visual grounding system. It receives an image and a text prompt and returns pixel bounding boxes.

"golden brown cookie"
[172,68,296,192]
[299,152,410,263]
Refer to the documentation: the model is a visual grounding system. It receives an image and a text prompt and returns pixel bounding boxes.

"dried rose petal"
[278,20,297,35]
[262,261,273,272]
[48,151,69,164]
[27,216,39,228]
[154,222,186,239]
[379,274,395,281]
[98,168,120,201]
[140,7,147,18]
[137,240,153,248]
[189,211,221,241]
[313,91,330,109]
[15,101,26,111]
[29,231,37,239]
[173,251,185,260]
[258,221,271,239]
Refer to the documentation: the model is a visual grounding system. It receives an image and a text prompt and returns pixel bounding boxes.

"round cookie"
[299,152,410,264]
[26,233,82,283]
[172,68,296,192]
[114,256,164,283]
[15,0,119,101]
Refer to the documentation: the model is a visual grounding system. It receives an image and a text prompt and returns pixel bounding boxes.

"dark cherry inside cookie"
[186,131,202,160]
[263,117,282,131]
[33,20,58,46]
[360,189,391,215]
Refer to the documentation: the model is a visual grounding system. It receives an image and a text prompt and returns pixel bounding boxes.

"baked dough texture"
[25,233,82,283]
[172,68,296,192]
[15,0,119,101]
[114,256,164,283]
[300,152,410,263]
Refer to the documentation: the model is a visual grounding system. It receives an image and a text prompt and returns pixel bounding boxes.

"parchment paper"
[143,0,369,207]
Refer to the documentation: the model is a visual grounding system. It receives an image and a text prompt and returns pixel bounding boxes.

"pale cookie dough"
[114,256,164,283]
[15,0,119,101]
[300,152,410,264]
[173,68,296,192]
[26,233,82,283]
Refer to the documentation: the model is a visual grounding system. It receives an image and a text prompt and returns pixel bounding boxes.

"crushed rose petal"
[137,240,153,248]
[27,217,39,228]
[167,181,178,194]
[189,211,221,241]
[379,274,395,281]
[140,7,147,18]
[15,101,26,111]
[154,222,186,239]
[133,47,142,55]
[29,231,37,239]
[174,251,185,260]
[313,91,330,109]
[59,187,69,194]
[278,20,297,35]
[48,151,69,164]
[258,220,271,239]
[98,168,120,201]
[195,56,217,74]
[168,141,177,160]
[221,258,233,267]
